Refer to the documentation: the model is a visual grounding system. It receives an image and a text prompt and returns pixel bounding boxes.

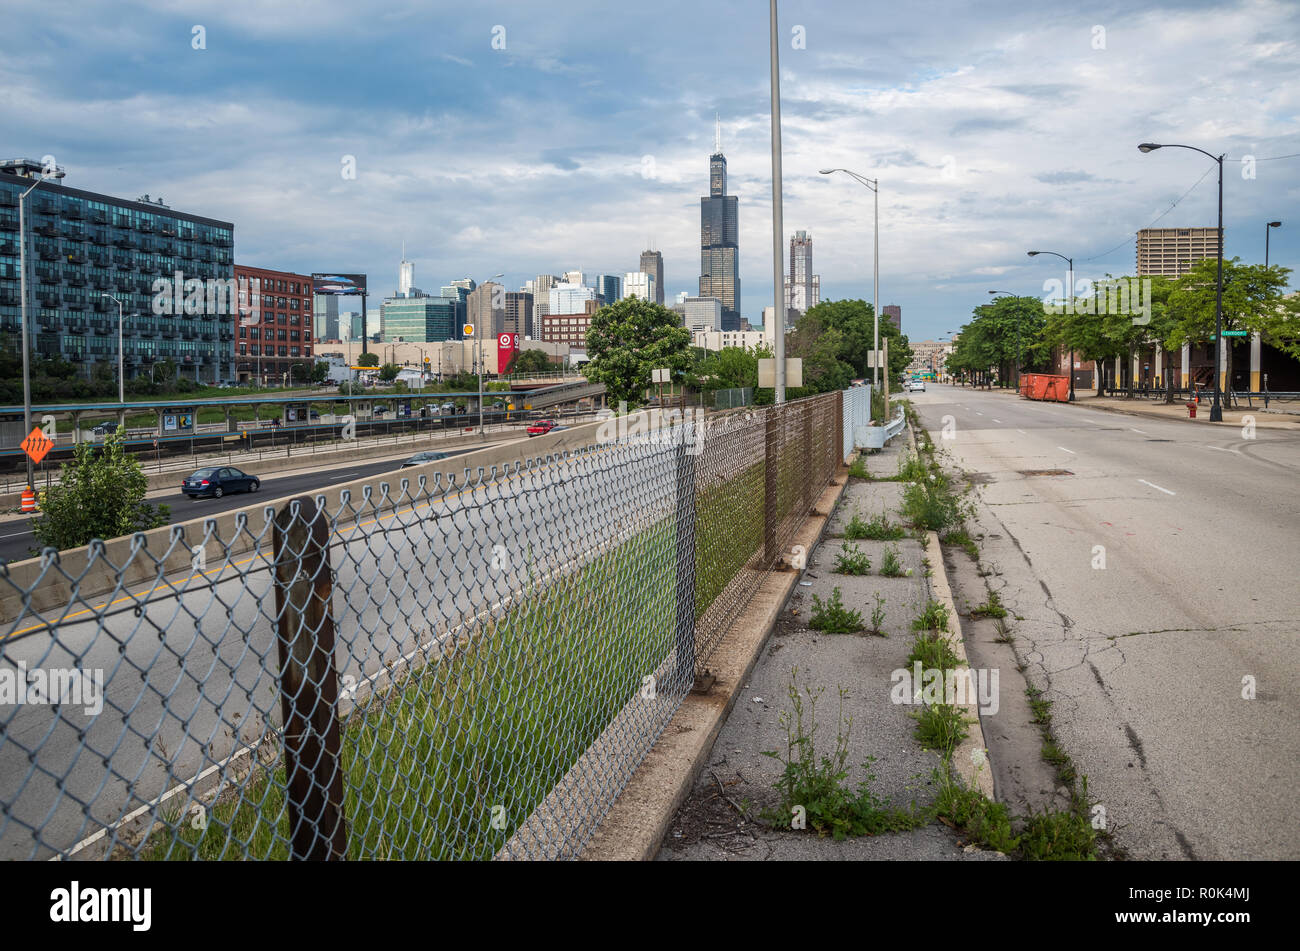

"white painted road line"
[976,412,984,416]
[1131,428,1148,434]
[1206,445,1242,455]
[992,418,1002,423]
[1017,429,1026,435]
[1057,446,1076,454]
[1138,478,1176,496]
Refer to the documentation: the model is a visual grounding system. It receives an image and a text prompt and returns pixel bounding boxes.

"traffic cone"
[20,487,36,513]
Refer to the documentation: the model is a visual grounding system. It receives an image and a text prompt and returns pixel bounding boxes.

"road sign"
[21,427,54,465]
[1220,330,1248,337]
[463,324,474,336]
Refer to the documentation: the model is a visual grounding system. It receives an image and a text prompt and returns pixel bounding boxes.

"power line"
[1082,164,1216,263]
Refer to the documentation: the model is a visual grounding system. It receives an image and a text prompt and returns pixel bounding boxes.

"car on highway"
[89,422,119,437]
[442,402,456,414]
[373,405,389,416]
[401,450,450,468]
[182,466,260,499]
[527,419,557,437]
[906,380,926,392]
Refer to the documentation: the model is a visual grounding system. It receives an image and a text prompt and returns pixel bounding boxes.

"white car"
[907,380,926,392]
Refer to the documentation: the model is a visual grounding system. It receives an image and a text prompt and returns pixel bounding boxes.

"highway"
[0,451,482,564]
[910,384,1300,860]
[0,432,680,859]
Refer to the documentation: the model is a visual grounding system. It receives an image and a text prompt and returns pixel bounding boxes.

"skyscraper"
[592,273,622,306]
[505,291,533,337]
[883,304,901,332]
[398,244,414,297]
[1136,227,1221,277]
[639,250,665,305]
[699,116,741,330]
[784,230,820,316]
[624,272,656,302]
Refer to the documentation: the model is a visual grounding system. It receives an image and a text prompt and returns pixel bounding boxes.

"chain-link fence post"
[835,390,844,467]
[802,402,814,513]
[763,406,778,564]
[273,496,348,860]
[673,435,697,683]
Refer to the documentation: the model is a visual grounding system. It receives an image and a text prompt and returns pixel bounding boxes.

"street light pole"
[101,294,126,406]
[821,168,880,387]
[1266,220,1281,268]
[769,0,786,405]
[1027,250,1075,401]
[1139,143,1226,420]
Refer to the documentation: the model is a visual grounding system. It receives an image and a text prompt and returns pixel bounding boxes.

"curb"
[1062,397,1300,430]
[578,469,851,861]
[924,530,996,800]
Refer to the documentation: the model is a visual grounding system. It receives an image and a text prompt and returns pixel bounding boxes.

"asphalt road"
[910,384,1300,860]
[0,452,475,564]
[0,434,678,859]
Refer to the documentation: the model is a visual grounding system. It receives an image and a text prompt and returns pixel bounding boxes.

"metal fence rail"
[0,391,847,860]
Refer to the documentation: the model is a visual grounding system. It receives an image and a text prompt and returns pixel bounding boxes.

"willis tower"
[699,115,741,329]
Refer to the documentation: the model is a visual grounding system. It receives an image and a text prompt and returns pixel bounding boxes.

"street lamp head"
[818,168,835,175]
[1268,220,1282,228]
[1137,143,1161,153]
[1027,251,1040,257]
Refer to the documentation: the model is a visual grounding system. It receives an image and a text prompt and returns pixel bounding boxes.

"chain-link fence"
[0,391,846,861]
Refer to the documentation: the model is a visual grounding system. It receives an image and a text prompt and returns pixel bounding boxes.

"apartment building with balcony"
[0,158,235,383]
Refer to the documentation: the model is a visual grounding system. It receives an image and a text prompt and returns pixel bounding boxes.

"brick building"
[233,265,314,385]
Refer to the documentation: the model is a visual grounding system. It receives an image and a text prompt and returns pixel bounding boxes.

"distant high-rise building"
[562,269,585,286]
[398,248,414,297]
[639,250,665,305]
[550,281,594,314]
[341,311,364,340]
[440,284,471,338]
[381,294,460,343]
[505,291,533,337]
[624,271,657,302]
[468,281,504,341]
[592,273,622,306]
[532,274,560,323]
[883,304,901,332]
[699,116,741,330]
[682,297,723,332]
[314,294,340,341]
[1136,227,1221,277]
[784,230,820,316]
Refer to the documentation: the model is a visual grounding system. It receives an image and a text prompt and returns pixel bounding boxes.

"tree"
[378,362,400,382]
[582,297,692,407]
[505,349,554,374]
[311,361,330,385]
[692,346,762,391]
[357,352,379,368]
[785,309,855,393]
[31,428,169,552]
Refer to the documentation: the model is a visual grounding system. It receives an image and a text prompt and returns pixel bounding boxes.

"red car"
[527,419,557,437]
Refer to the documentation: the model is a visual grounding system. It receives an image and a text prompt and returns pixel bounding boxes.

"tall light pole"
[821,168,879,387]
[1266,220,1281,268]
[475,273,502,433]
[1027,250,1076,401]
[101,294,127,405]
[18,161,66,490]
[769,0,786,404]
[1139,143,1225,420]
[988,291,1021,388]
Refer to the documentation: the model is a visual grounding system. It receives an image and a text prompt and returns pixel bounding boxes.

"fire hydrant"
[1186,401,1197,419]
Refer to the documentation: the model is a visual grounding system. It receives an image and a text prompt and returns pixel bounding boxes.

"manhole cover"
[1018,469,1073,476]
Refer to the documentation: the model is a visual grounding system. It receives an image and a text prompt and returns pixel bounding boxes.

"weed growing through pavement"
[912,703,970,757]
[911,599,950,633]
[847,457,871,480]
[832,542,871,576]
[907,630,962,672]
[993,617,1015,643]
[809,586,864,634]
[970,590,1008,619]
[868,593,887,637]
[846,510,906,541]
[880,544,907,578]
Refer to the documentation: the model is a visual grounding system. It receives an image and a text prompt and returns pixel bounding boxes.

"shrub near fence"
[0,392,845,860]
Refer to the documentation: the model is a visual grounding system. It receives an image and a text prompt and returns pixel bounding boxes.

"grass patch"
[993,617,1015,644]
[879,544,907,578]
[970,591,1008,619]
[941,528,979,561]
[912,703,969,757]
[845,510,906,541]
[809,587,864,634]
[763,671,926,839]
[832,542,871,576]
[901,474,965,534]
[1026,687,1052,726]
[907,630,963,672]
[847,457,871,480]
[911,599,951,634]
[897,453,930,482]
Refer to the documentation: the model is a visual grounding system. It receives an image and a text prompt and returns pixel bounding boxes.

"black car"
[401,451,449,468]
[183,466,260,499]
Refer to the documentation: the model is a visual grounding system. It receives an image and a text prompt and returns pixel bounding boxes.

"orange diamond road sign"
[21,428,54,465]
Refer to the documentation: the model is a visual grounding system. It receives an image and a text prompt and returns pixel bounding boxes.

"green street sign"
[1220,330,1249,337]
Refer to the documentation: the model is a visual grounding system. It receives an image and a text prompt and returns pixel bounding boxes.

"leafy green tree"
[311,361,330,385]
[378,362,400,382]
[786,310,855,393]
[693,346,761,391]
[582,297,692,407]
[31,428,169,552]
[505,349,554,374]
[357,352,380,368]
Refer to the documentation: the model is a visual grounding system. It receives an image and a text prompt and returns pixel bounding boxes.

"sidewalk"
[656,432,1003,861]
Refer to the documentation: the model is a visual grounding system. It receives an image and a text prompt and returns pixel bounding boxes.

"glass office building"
[0,158,235,383]
[380,295,460,342]
[699,149,740,330]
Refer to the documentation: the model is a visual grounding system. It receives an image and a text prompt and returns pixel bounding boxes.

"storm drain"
[1018,469,1074,476]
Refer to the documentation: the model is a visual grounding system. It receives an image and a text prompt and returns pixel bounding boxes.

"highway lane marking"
[976,412,984,416]
[1057,446,1076,454]
[0,530,31,540]
[992,418,1002,424]
[1206,445,1242,455]
[1016,429,1027,435]
[1138,479,1176,496]
[1131,428,1148,434]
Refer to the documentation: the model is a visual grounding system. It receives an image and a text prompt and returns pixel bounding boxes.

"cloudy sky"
[3,0,1298,343]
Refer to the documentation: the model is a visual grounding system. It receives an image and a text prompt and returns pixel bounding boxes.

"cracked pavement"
[913,384,1300,860]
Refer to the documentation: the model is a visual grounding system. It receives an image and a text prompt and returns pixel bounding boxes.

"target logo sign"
[497,332,519,368]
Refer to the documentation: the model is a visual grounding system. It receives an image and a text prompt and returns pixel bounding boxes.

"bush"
[32,428,169,551]
[901,476,963,534]
[809,587,864,634]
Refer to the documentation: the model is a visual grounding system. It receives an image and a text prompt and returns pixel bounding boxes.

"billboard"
[312,273,368,297]
[497,332,519,371]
